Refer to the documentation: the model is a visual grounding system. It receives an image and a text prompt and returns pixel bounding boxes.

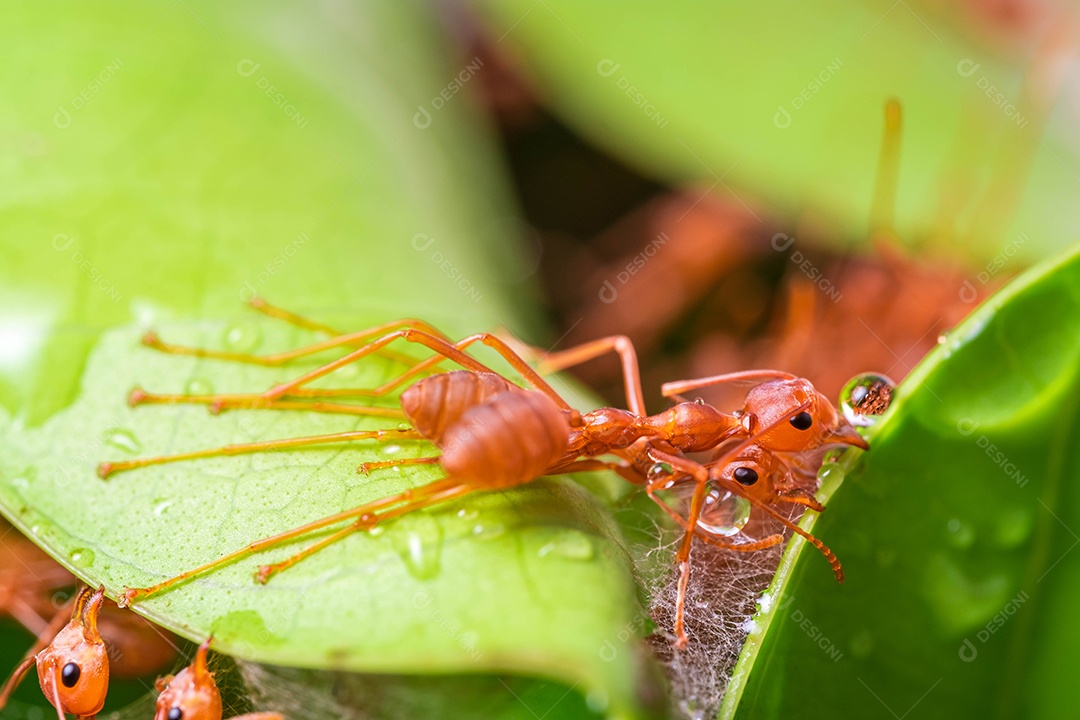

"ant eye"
[168,707,184,720]
[61,662,81,688]
[733,467,758,485]
[789,411,813,431]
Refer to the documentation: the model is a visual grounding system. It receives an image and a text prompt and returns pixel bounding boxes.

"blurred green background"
[2,1,1079,719]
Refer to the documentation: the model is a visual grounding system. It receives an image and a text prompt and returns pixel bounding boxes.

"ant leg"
[358,456,441,475]
[141,318,451,367]
[260,330,574,412]
[775,487,826,513]
[120,477,469,605]
[673,478,712,649]
[246,297,345,336]
[129,389,408,419]
[98,428,424,479]
[255,480,473,583]
[753,500,844,583]
[543,458,644,484]
[661,369,798,403]
[516,335,647,417]
[695,532,785,553]
[245,297,422,368]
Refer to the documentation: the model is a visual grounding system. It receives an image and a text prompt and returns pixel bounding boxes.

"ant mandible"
[0,585,109,720]
[154,638,282,720]
[99,299,867,647]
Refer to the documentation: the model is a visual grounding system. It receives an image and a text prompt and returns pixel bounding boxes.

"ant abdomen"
[400,371,517,443]
[440,390,570,488]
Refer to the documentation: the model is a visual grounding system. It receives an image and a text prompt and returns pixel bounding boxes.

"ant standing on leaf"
[154,638,282,720]
[0,585,109,720]
[99,299,868,647]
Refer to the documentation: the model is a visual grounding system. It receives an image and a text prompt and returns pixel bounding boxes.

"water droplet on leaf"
[224,323,261,352]
[537,531,594,561]
[698,484,751,536]
[391,516,443,580]
[103,428,141,454]
[68,548,94,567]
[946,518,976,549]
[840,373,896,427]
[185,377,214,395]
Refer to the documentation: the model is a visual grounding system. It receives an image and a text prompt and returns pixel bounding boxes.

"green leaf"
[473,0,1078,260]
[0,3,661,718]
[721,243,1080,718]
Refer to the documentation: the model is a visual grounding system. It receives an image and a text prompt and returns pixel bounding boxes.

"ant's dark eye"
[168,707,184,720]
[789,411,813,431]
[733,466,758,486]
[61,662,80,688]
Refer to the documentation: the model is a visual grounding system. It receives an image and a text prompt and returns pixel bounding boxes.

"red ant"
[99,300,867,647]
[0,585,109,720]
[154,638,282,720]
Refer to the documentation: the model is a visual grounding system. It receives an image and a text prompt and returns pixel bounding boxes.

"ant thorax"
[575,407,644,450]
[641,402,741,453]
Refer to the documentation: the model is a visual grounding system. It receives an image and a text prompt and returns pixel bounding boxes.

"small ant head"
[36,585,109,718]
[708,444,790,505]
[154,639,223,720]
[741,379,868,453]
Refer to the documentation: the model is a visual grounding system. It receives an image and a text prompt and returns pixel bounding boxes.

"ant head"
[155,639,223,720]
[36,585,109,718]
[741,379,867,453]
[707,444,790,505]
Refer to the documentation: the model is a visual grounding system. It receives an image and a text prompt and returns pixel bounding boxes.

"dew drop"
[994,506,1034,548]
[391,516,443,580]
[817,463,845,485]
[185,377,214,395]
[697,484,751,536]
[585,688,610,714]
[68,548,95,567]
[849,629,874,658]
[455,507,478,522]
[537,531,595,561]
[11,477,29,490]
[153,499,174,516]
[224,323,261,353]
[840,373,896,427]
[397,423,411,432]
[103,428,142,454]
[922,552,1012,636]
[946,518,976,549]
[646,462,673,481]
[472,522,506,541]
[382,445,402,455]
